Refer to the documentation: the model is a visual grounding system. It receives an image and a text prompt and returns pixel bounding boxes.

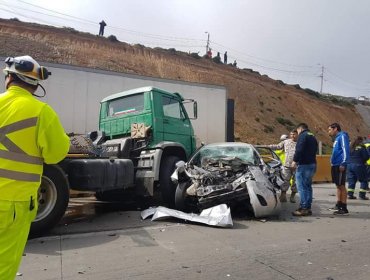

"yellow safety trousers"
[0,200,37,280]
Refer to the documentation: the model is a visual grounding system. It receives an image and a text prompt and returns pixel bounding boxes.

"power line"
[0,6,64,27]
[210,40,319,69]
[3,0,320,72]
[1,1,206,50]
[325,68,370,90]
[16,0,205,43]
[3,0,367,97]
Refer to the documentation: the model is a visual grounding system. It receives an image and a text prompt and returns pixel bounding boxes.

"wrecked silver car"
[171,142,283,218]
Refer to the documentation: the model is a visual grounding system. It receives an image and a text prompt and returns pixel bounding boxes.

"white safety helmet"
[280,134,288,141]
[3,55,51,86]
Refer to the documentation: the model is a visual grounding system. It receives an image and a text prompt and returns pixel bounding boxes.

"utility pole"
[319,65,324,94]
[205,31,210,53]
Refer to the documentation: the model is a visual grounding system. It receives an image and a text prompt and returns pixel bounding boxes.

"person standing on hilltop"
[207,48,212,59]
[99,20,107,36]
[224,51,228,64]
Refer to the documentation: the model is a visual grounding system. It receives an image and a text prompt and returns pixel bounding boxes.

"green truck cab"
[100,87,196,157]
[32,87,198,235]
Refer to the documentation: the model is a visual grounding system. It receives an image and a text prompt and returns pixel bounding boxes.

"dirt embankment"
[0,18,368,150]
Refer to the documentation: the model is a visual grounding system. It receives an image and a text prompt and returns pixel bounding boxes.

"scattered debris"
[141,204,233,228]
[16,272,22,276]
[341,239,347,242]
[307,239,311,242]
[307,262,313,265]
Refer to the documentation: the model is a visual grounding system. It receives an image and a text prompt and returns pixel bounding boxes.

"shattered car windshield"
[191,144,258,165]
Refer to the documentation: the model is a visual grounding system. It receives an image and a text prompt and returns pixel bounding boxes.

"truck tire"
[159,156,180,207]
[30,165,69,237]
[175,181,191,212]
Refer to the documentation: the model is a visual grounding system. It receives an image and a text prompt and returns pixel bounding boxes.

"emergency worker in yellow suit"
[275,134,288,164]
[0,56,70,279]
[364,142,370,185]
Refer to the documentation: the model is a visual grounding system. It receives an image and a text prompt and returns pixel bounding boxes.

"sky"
[1,0,370,98]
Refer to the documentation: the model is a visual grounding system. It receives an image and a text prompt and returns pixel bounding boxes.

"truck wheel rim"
[34,176,58,222]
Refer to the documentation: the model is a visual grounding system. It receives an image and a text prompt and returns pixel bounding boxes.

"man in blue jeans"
[291,123,318,216]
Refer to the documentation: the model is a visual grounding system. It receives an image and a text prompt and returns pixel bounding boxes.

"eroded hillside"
[1,18,368,150]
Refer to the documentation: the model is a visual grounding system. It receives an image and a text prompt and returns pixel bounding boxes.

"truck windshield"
[107,93,144,117]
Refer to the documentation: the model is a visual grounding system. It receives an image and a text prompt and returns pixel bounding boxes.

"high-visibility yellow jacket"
[275,149,286,165]
[0,86,70,201]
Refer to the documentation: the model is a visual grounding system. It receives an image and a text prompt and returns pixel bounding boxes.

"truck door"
[161,94,192,155]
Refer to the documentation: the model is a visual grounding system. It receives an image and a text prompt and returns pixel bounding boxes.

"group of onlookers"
[267,122,370,217]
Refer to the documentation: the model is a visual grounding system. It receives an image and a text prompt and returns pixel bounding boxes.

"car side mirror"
[269,160,282,169]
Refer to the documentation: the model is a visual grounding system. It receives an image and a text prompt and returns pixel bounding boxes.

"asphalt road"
[19,183,370,280]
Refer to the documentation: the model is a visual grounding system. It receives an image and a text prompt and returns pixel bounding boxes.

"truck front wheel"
[175,181,195,212]
[159,156,180,207]
[30,165,69,237]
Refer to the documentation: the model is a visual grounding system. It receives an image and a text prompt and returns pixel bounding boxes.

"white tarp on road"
[141,204,233,228]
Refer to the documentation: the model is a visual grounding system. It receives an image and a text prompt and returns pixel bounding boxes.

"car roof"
[203,142,254,148]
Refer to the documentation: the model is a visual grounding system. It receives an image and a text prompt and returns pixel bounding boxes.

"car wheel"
[175,181,192,211]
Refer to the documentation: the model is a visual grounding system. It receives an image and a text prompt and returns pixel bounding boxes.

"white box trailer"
[1,60,229,144]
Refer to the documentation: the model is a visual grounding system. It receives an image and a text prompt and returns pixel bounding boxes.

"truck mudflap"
[67,158,134,191]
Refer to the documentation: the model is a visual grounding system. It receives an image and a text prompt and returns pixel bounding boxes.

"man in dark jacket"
[291,123,318,216]
[328,123,350,215]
